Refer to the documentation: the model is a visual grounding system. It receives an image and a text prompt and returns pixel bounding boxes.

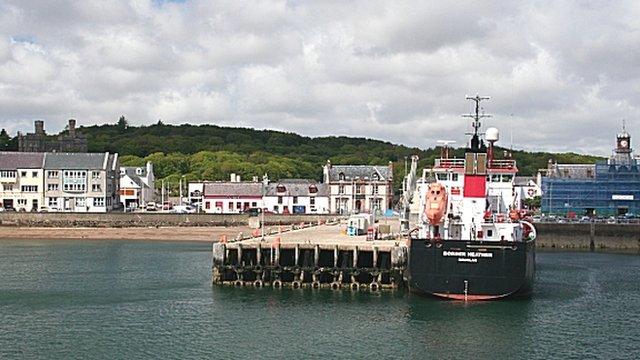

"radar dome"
[486,127,499,142]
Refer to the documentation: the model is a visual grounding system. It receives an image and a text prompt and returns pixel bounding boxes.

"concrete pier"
[212,224,408,291]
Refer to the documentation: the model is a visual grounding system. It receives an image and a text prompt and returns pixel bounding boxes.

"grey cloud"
[0,0,639,157]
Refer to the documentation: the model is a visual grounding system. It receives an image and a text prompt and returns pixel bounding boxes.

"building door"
[32,199,38,211]
[355,200,362,213]
[3,199,13,209]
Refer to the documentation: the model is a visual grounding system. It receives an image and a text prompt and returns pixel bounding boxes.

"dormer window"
[338,172,346,181]
[372,173,380,181]
[136,168,143,175]
[277,185,286,193]
[309,185,318,194]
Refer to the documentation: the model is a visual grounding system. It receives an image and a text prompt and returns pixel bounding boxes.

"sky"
[1,0,639,156]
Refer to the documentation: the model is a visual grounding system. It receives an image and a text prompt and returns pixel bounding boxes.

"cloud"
[0,0,639,156]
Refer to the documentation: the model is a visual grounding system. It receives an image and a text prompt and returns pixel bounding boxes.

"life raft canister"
[425,183,448,225]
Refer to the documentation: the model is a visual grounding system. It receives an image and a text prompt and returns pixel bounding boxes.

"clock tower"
[616,120,631,154]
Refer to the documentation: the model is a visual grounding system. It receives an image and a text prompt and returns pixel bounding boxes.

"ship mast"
[462,95,491,151]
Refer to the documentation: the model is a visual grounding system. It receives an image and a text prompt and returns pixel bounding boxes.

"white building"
[263,179,329,214]
[322,161,394,214]
[202,181,264,214]
[119,162,155,210]
[188,182,205,207]
[0,152,45,212]
[514,175,542,209]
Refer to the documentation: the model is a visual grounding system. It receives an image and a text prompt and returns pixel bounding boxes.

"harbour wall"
[535,223,640,251]
[0,212,342,228]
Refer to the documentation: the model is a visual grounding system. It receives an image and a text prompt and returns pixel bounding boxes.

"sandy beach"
[0,226,253,242]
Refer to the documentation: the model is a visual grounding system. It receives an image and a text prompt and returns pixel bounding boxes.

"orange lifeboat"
[425,183,448,225]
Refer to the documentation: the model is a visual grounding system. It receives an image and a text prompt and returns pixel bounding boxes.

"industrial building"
[541,126,640,217]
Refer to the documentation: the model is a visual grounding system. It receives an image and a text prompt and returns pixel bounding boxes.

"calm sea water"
[0,240,639,359]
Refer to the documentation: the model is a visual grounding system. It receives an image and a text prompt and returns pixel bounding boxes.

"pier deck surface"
[226,220,404,251]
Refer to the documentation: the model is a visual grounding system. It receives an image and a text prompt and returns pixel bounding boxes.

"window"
[339,185,345,194]
[0,170,16,178]
[17,199,27,206]
[436,173,448,181]
[236,202,241,209]
[21,185,38,192]
[47,184,59,191]
[309,185,318,194]
[372,173,380,181]
[3,184,13,191]
[373,185,379,194]
[229,202,234,210]
[32,171,38,178]
[293,196,298,204]
[48,198,58,207]
[92,171,100,179]
[273,205,279,212]
[136,168,143,175]
[338,172,345,181]
[491,174,501,182]
[452,173,459,181]
[92,184,102,192]
[251,202,257,207]
[502,175,513,183]
[276,185,286,193]
[76,198,86,207]
[278,196,283,204]
[93,197,105,207]
[215,201,223,208]
[206,201,211,210]
[47,171,59,178]
[310,197,315,206]
[21,171,27,177]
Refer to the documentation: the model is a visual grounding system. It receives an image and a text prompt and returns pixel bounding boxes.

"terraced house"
[44,152,120,212]
[0,152,46,212]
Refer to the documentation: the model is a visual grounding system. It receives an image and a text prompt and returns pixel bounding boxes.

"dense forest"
[0,116,603,193]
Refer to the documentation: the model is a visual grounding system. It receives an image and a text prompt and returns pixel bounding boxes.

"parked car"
[146,202,157,212]
[173,205,196,214]
[162,202,173,211]
[243,207,262,216]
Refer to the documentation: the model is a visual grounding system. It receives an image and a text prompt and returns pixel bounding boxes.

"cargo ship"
[406,96,536,300]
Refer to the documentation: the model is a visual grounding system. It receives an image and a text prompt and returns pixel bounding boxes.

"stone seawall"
[536,223,640,251]
[0,212,342,228]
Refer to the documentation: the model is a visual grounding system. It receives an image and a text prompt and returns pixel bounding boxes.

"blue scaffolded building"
[541,126,640,217]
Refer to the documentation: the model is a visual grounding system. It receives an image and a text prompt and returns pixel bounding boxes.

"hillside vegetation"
[1,117,603,193]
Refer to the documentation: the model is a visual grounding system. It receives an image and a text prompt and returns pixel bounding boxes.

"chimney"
[68,119,76,137]
[34,120,44,135]
[388,161,394,181]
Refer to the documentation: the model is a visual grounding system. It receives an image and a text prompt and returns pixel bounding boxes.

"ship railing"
[488,159,516,169]
[434,158,465,168]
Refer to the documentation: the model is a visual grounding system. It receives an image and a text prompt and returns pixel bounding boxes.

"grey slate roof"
[514,176,535,186]
[123,166,147,178]
[0,152,45,170]
[44,152,109,170]
[266,181,328,196]
[328,165,391,182]
[204,182,263,197]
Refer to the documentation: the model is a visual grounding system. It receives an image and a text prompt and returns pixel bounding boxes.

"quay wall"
[536,223,640,251]
[0,212,343,228]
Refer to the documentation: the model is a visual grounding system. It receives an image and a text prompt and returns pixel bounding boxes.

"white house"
[0,152,45,212]
[263,179,329,214]
[323,161,394,214]
[514,175,542,209]
[202,181,264,214]
[119,162,155,210]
